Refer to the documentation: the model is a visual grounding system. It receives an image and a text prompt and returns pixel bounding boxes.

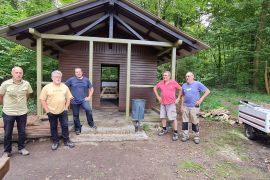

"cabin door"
[100,64,120,108]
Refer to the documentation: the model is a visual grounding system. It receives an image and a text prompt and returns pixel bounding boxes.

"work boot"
[158,129,168,136]
[18,148,30,156]
[193,131,200,144]
[2,152,11,158]
[64,141,75,148]
[172,132,179,141]
[75,130,80,135]
[181,130,189,142]
[193,137,200,144]
[90,125,97,129]
[51,142,59,150]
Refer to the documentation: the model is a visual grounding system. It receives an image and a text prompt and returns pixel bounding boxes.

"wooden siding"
[59,42,157,111]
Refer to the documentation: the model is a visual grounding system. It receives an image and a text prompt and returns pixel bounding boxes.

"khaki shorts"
[182,106,200,124]
[160,103,177,121]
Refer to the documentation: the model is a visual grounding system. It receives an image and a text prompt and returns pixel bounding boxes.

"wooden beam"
[130,84,154,88]
[126,43,131,120]
[36,38,43,116]
[171,47,176,80]
[89,40,94,106]
[109,13,114,38]
[75,14,110,36]
[7,0,110,36]
[0,157,10,179]
[29,28,41,38]
[114,15,144,40]
[40,33,173,47]
[157,40,182,57]
[46,40,67,53]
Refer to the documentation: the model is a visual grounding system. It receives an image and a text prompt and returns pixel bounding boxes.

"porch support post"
[89,40,94,106]
[36,37,43,116]
[171,47,176,80]
[126,43,131,120]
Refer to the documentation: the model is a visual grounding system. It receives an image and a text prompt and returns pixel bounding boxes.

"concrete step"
[80,125,136,134]
[70,131,148,142]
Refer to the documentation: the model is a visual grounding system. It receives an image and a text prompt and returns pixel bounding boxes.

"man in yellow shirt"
[0,66,33,157]
[39,70,75,150]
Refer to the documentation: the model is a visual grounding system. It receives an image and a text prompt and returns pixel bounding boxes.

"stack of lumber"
[0,115,62,141]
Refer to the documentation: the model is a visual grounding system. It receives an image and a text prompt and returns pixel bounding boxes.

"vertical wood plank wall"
[59,42,157,111]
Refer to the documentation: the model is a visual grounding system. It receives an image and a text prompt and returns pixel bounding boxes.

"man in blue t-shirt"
[66,68,96,135]
[181,72,210,144]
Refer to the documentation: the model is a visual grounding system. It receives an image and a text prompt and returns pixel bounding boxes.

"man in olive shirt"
[39,70,75,150]
[0,66,33,157]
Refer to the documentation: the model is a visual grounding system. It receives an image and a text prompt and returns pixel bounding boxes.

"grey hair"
[51,70,62,77]
[11,66,23,73]
[163,71,171,77]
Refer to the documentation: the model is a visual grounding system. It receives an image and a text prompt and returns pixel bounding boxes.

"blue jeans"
[3,113,27,153]
[47,110,70,143]
[71,101,94,132]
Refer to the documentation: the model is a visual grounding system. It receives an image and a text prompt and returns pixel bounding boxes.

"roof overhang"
[0,0,209,63]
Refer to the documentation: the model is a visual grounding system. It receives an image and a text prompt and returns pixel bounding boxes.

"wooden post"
[126,43,131,120]
[171,47,176,80]
[89,40,94,106]
[36,38,43,115]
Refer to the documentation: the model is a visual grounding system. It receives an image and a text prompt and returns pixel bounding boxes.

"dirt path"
[3,120,270,180]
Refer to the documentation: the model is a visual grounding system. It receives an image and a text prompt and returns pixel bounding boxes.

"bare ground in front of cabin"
[2,117,270,180]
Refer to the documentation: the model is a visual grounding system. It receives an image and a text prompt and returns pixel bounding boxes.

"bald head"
[11,66,24,83]
[185,71,194,84]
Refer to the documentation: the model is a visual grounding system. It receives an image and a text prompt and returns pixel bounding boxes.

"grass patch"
[142,123,150,133]
[215,161,270,179]
[178,160,205,174]
[204,127,248,160]
[215,161,241,178]
[201,88,270,117]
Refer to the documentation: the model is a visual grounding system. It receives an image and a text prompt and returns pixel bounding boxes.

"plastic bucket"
[131,99,145,121]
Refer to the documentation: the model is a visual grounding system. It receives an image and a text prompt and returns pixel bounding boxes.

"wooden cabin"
[0,0,209,116]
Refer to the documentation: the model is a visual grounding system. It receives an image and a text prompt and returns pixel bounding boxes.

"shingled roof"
[0,0,209,63]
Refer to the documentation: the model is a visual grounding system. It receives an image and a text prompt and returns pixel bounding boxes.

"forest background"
[0,0,270,112]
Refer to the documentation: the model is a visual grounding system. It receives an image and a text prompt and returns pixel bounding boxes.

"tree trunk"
[253,0,269,90]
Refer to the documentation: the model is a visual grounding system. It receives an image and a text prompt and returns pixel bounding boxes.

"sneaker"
[181,136,189,142]
[18,148,30,156]
[193,137,200,144]
[75,130,80,135]
[2,152,11,158]
[51,142,59,150]
[172,133,179,141]
[158,129,168,136]
[90,125,97,129]
[64,141,75,148]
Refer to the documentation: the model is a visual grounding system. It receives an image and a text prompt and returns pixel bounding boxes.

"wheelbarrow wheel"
[245,124,257,140]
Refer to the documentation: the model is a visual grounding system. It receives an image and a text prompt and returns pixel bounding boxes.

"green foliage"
[201,88,270,116]
[142,123,150,133]
[59,0,77,5]
[101,66,119,81]
[133,0,270,92]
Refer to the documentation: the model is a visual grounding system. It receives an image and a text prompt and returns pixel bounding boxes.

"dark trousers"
[3,113,27,153]
[71,101,94,132]
[48,110,70,143]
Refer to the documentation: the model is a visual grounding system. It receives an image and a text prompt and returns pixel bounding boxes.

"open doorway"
[100,64,120,108]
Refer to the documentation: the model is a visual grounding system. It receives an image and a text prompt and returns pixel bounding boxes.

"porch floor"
[0,108,160,142]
